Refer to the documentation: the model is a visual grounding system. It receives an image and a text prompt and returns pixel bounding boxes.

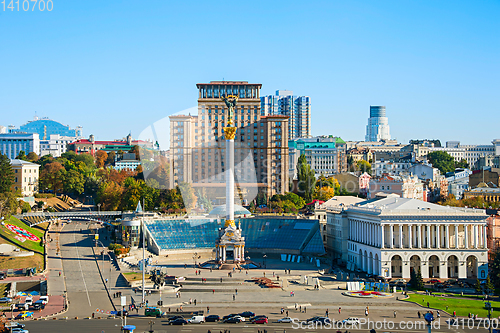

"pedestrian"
[92,312,94,318]
[246,271,248,275]
[277,276,279,281]
[299,306,301,312]
[221,278,223,283]
[339,307,341,314]
[194,299,197,306]
[326,309,329,317]
[304,307,306,313]
[184,264,187,269]
[59,271,61,276]
[273,272,275,277]
[263,272,266,277]
[437,311,440,319]
[213,289,215,294]
[286,310,289,317]
[232,294,235,301]
[453,311,456,318]
[394,311,397,318]
[207,306,210,314]
[285,269,287,274]
[295,303,297,310]
[418,311,421,318]
[427,302,430,308]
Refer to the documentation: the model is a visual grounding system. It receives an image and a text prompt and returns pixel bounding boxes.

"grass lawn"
[122,272,151,283]
[404,293,499,318]
[0,216,48,271]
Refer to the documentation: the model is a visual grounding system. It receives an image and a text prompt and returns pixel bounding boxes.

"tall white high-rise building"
[365,106,391,142]
[261,90,310,139]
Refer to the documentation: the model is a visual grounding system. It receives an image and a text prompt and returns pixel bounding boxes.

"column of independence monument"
[215,94,245,266]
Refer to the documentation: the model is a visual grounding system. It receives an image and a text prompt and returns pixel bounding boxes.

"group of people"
[112,291,122,298]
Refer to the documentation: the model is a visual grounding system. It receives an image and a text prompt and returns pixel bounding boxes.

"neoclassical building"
[345,194,488,279]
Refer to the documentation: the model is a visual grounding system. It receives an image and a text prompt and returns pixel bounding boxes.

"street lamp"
[263,254,267,268]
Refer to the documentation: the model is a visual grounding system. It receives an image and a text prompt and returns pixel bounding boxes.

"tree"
[0,191,20,218]
[97,181,123,211]
[485,275,494,295]
[75,153,95,167]
[106,151,116,166]
[129,145,140,160]
[27,152,39,162]
[427,151,455,174]
[63,169,85,195]
[297,154,316,203]
[475,279,482,296]
[357,160,371,174]
[410,268,424,290]
[313,186,336,202]
[95,150,108,168]
[16,150,28,161]
[490,249,500,289]
[178,182,197,213]
[39,161,65,194]
[455,159,469,169]
[0,154,14,193]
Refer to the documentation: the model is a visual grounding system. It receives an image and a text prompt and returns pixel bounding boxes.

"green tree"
[75,153,95,167]
[297,154,316,203]
[410,269,425,290]
[106,151,116,166]
[357,160,372,174]
[475,279,482,296]
[39,161,65,194]
[0,191,21,218]
[36,154,54,168]
[283,192,305,209]
[0,154,15,193]
[16,150,28,161]
[63,169,85,195]
[490,249,500,289]
[427,151,455,174]
[97,181,123,211]
[485,275,494,295]
[27,152,39,162]
[178,182,197,213]
[455,159,469,169]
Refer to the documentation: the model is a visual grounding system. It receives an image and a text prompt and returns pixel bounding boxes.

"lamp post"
[263,254,267,268]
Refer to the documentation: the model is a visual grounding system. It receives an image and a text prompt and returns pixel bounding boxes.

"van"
[144,307,161,317]
[39,296,49,304]
[25,296,33,306]
[189,315,205,324]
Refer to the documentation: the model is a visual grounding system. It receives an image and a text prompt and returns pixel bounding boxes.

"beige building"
[10,159,40,197]
[169,81,289,201]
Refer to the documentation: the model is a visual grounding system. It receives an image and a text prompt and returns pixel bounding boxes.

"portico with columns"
[346,195,489,280]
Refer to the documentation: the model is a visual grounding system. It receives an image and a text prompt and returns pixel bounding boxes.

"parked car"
[250,315,268,322]
[307,317,331,324]
[188,315,205,324]
[5,322,25,329]
[167,315,184,321]
[342,317,360,325]
[0,297,13,303]
[254,317,268,324]
[10,329,29,333]
[222,314,241,321]
[15,311,34,319]
[224,316,243,323]
[428,279,441,284]
[278,317,293,323]
[32,302,45,310]
[239,311,256,318]
[306,316,321,322]
[169,318,188,325]
[24,297,33,306]
[205,315,220,322]
[39,296,49,304]
[16,303,29,311]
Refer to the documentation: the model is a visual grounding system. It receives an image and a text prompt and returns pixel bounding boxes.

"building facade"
[169,81,289,199]
[13,117,82,139]
[289,136,347,179]
[369,175,424,201]
[39,134,78,157]
[10,159,40,197]
[365,106,391,142]
[345,196,489,279]
[261,90,311,139]
[0,133,40,159]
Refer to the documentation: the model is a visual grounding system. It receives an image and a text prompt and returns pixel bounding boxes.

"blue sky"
[0,0,498,146]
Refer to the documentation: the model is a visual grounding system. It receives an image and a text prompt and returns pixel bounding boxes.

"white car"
[232,315,245,322]
[278,317,293,323]
[342,317,360,325]
[11,329,29,333]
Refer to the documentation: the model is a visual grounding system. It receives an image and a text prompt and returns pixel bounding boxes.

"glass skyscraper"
[365,106,391,142]
[261,90,311,140]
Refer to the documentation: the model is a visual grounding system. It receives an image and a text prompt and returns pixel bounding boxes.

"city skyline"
[0,0,499,144]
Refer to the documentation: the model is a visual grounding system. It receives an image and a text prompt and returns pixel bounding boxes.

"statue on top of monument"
[221,94,238,126]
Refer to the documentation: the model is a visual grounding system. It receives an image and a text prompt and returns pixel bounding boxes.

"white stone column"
[222,246,226,262]
[390,224,394,249]
[474,225,478,248]
[399,224,403,248]
[427,225,431,248]
[418,224,422,248]
[381,225,384,248]
[483,224,488,249]
[464,224,468,249]
[409,224,412,249]
[226,136,235,222]
[445,224,449,248]
[455,224,459,249]
[436,225,440,248]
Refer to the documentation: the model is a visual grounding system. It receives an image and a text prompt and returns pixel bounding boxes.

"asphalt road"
[22,317,490,333]
[60,221,115,317]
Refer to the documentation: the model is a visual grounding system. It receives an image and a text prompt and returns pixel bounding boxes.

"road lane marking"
[74,223,91,307]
